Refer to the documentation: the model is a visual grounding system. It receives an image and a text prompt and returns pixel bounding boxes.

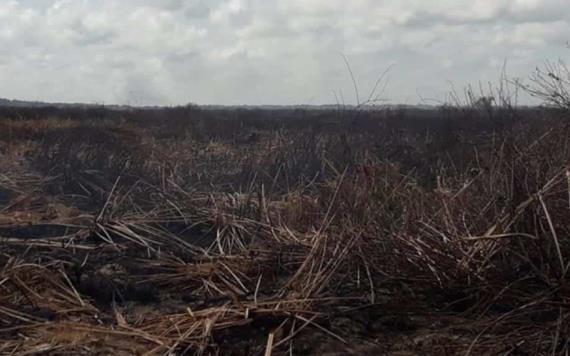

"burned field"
[1,104,570,355]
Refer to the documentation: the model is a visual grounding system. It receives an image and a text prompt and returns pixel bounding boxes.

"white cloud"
[0,0,568,105]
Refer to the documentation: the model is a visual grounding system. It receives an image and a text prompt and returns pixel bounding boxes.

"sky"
[0,0,569,106]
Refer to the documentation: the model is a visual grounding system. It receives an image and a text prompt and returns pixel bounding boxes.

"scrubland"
[1,88,570,354]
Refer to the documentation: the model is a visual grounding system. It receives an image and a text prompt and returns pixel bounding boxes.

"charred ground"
[1,103,570,355]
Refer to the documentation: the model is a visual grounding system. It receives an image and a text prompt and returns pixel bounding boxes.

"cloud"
[0,0,568,105]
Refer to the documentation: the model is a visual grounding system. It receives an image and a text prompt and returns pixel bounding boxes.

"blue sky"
[0,0,569,105]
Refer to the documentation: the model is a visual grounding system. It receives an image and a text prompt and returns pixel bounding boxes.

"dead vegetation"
[1,92,570,355]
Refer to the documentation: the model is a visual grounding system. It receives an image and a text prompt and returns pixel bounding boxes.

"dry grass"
[1,101,570,355]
